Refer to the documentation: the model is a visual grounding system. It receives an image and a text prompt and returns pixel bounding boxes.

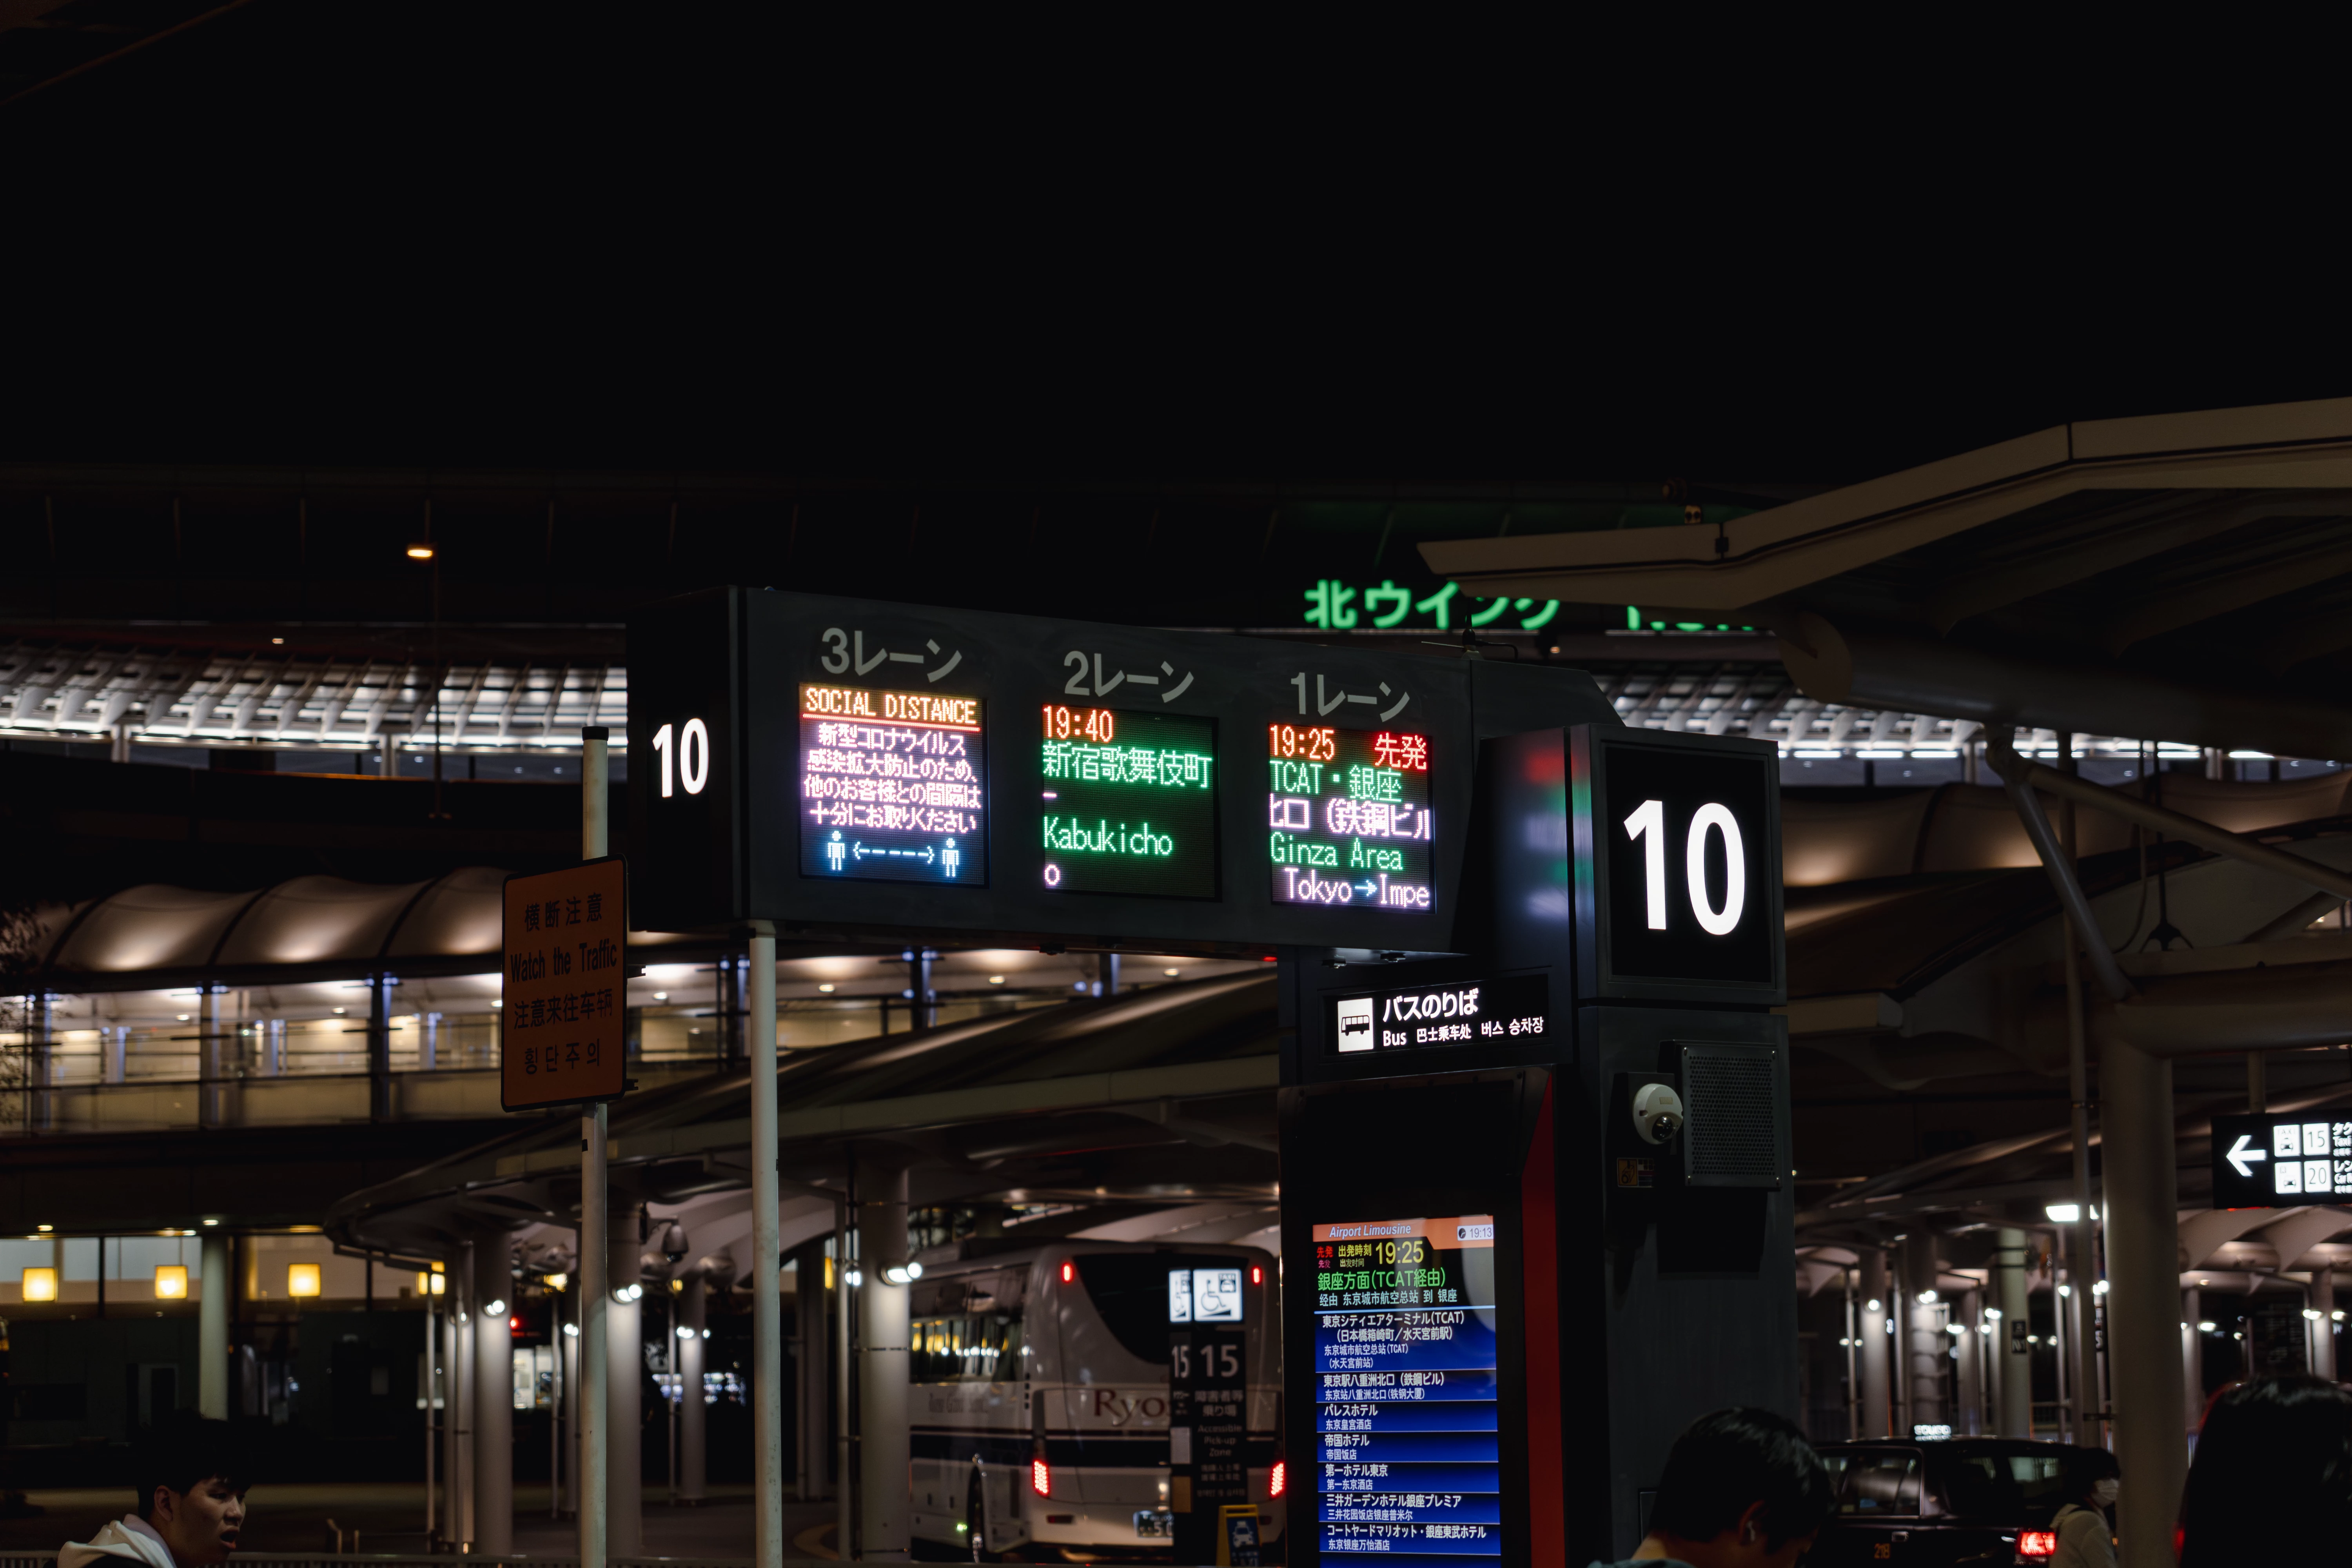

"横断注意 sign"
[502,858,628,1111]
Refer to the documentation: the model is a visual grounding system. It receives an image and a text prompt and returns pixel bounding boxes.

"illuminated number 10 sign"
[1622,798,1746,935]
[650,719,711,798]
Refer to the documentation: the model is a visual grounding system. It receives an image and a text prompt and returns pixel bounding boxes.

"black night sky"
[7,4,2337,486]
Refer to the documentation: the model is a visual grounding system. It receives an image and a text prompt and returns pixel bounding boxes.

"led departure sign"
[1039,706,1217,897]
[1314,1215,1500,1565]
[1269,725,1434,911]
[799,683,987,884]
[2212,1112,2352,1208]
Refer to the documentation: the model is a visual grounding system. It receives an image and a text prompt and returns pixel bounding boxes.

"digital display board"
[1329,974,1548,1056]
[2212,1112,2352,1208]
[1039,705,1217,897]
[1269,725,1435,911]
[1314,1215,1500,1566]
[799,683,987,884]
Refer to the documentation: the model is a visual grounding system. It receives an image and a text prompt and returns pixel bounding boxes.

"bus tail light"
[1031,1457,1051,1497]
[1269,1459,1286,1498]
[1061,1261,1074,1283]
[2018,1530,2057,1558]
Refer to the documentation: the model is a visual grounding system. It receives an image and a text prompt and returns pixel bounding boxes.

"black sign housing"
[628,586,1622,952]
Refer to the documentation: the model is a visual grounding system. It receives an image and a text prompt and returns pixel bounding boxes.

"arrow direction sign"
[2227,1134,2269,1179]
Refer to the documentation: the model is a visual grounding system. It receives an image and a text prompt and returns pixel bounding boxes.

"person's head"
[1645,1407,1836,1568]
[132,1418,247,1566]
[2067,1446,2120,1509]
[2180,1376,2352,1567]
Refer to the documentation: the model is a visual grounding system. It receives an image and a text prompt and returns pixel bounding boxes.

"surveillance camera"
[1632,1083,1684,1146]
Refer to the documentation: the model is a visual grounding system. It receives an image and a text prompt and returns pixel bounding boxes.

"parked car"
[1809,1439,2105,1566]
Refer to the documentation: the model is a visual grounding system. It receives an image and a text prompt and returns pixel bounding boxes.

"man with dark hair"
[61,1419,248,1568]
[1589,1407,1836,1568]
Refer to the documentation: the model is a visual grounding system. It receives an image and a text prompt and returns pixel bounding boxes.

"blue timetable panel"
[1314,1216,1500,1567]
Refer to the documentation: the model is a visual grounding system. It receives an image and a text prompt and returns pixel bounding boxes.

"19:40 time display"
[1267,723,1434,910]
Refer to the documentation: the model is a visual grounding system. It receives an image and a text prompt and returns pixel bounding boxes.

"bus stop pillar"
[198,1230,229,1418]
[1994,1227,2033,1436]
[608,1201,644,1556]
[1858,1250,1891,1437]
[2102,1039,2187,1568]
[858,1155,911,1561]
[474,1233,514,1553]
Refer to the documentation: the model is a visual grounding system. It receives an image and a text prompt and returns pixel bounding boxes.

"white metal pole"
[582,1107,608,1568]
[580,724,610,1568]
[751,923,782,1568]
[426,1277,439,1542]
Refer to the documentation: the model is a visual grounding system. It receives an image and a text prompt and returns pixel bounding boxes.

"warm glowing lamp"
[154,1265,188,1299]
[287,1263,322,1299]
[405,543,436,561]
[22,1267,56,1303]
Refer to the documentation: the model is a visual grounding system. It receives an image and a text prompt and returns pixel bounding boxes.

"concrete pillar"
[105,1024,127,1085]
[1902,1233,1944,1432]
[474,1235,514,1553]
[110,723,129,764]
[608,1201,644,1557]
[797,1245,831,1502]
[198,985,225,1130]
[1858,1250,1891,1437]
[198,1232,229,1418]
[380,732,399,779]
[2183,1287,2205,1434]
[1956,1289,1984,1435]
[263,1018,283,1077]
[859,1156,912,1560]
[679,1271,707,1503]
[1994,1229,2033,1437]
[2309,1271,2337,1381]
[367,972,393,1123]
[560,1289,579,1516]
[2101,1040,2187,1568]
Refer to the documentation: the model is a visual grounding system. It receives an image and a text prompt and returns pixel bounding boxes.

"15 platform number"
[1622,798,1746,935]
[650,719,711,798]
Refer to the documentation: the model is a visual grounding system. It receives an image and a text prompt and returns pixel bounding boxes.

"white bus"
[906,1239,1287,1560]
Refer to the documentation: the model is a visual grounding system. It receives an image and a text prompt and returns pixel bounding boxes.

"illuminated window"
[21,1267,56,1302]
[288,1263,323,1298]
[154,1265,188,1299]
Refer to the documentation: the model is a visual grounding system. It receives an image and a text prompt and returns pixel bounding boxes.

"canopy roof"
[1423,397,2352,756]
